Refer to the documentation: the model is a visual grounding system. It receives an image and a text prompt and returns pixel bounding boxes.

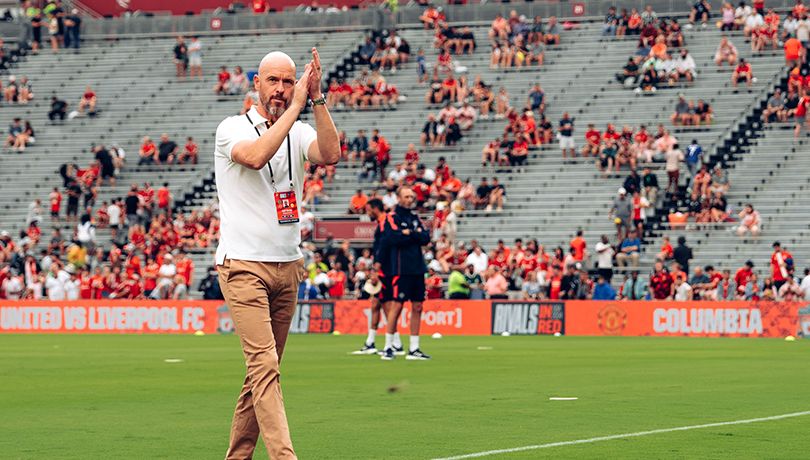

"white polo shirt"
[214,106,317,265]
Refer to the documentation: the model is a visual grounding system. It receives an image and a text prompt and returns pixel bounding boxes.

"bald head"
[259,52,296,75]
[255,52,297,120]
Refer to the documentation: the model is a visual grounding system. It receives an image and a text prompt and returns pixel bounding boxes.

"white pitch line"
[430,410,810,460]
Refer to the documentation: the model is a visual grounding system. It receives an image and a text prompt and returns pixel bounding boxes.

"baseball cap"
[0,230,8,237]
[428,260,442,272]
[618,187,627,195]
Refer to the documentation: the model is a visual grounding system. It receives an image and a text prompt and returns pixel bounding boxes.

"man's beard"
[261,93,289,118]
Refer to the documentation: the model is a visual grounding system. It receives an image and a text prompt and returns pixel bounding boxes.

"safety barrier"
[2,300,807,338]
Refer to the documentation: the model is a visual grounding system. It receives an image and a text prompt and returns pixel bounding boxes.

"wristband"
[310,94,326,107]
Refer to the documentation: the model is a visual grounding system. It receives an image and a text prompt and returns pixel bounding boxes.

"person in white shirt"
[382,190,398,210]
[783,13,799,40]
[797,16,810,43]
[674,49,697,82]
[299,204,315,240]
[214,48,339,460]
[26,199,43,225]
[800,268,810,301]
[672,274,693,300]
[735,3,752,29]
[387,163,408,183]
[4,271,23,299]
[76,214,96,247]
[737,204,761,239]
[464,245,489,273]
[45,263,70,300]
[64,267,80,300]
[595,234,615,283]
[744,11,764,36]
[155,254,177,289]
[107,200,122,240]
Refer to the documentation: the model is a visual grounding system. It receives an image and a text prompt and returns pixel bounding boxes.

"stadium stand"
[0,3,807,300]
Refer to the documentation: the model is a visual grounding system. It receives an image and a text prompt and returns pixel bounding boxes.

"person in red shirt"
[174,249,195,286]
[649,261,674,300]
[426,262,444,299]
[770,242,794,290]
[569,229,588,262]
[49,187,62,223]
[178,137,198,165]
[251,0,268,14]
[734,260,755,287]
[582,124,601,157]
[78,267,93,300]
[419,4,441,30]
[214,66,231,96]
[793,0,806,18]
[142,257,160,296]
[518,249,538,279]
[124,244,142,278]
[795,92,810,138]
[404,143,420,168]
[110,273,143,299]
[157,182,172,218]
[326,262,347,299]
[78,86,97,115]
[546,266,563,299]
[731,58,752,90]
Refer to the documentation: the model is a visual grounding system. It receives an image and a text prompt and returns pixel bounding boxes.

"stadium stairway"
[0,31,366,281]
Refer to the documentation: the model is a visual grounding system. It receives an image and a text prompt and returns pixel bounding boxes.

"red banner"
[0,300,226,334]
[313,220,377,242]
[81,0,363,17]
[333,300,492,336]
[565,301,802,338]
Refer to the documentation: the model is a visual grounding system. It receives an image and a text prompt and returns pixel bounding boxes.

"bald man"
[214,48,340,460]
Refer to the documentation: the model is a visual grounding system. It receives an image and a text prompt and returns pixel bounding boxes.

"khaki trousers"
[218,258,306,460]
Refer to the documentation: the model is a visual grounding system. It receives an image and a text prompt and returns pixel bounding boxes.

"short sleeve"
[215,117,242,161]
[296,121,318,162]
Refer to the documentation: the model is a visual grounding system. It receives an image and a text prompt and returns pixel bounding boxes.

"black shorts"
[66,203,78,215]
[101,165,114,179]
[378,275,394,302]
[393,274,426,303]
[51,210,59,217]
[634,218,644,227]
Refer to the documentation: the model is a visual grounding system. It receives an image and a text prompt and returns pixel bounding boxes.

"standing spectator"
[731,58,753,90]
[46,12,59,53]
[124,185,141,227]
[770,242,793,290]
[785,32,804,67]
[64,9,81,50]
[595,234,615,283]
[673,236,693,274]
[107,199,121,240]
[156,133,177,166]
[630,190,649,237]
[558,111,575,160]
[49,187,62,223]
[187,37,202,79]
[684,139,703,190]
[65,179,81,223]
[173,37,188,82]
[609,187,632,242]
[78,86,97,116]
[157,182,172,218]
[665,143,684,199]
[641,166,659,209]
[737,204,761,240]
[593,276,618,300]
[616,229,641,267]
[178,137,198,165]
[649,261,673,299]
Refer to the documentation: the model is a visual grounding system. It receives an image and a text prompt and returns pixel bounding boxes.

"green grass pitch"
[1,334,808,459]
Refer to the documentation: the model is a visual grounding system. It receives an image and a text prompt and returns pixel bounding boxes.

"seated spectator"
[737,204,761,239]
[4,117,22,150]
[616,230,641,267]
[347,189,368,215]
[456,101,476,131]
[485,177,505,212]
[545,16,562,45]
[214,66,231,95]
[689,0,712,27]
[763,88,786,124]
[419,4,441,31]
[673,49,696,83]
[78,86,97,116]
[710,164,731,195]
[48,97,69,121]
[752,23,778,53]
[177,137,198,165]
[510,133,529,166]
[488,13,511,45]
[426,74,444,105]
[694,99,713,125]
[715,36,738,68]
[155,133,178,166]
[226,66,249,95]
[670,94,691,126]
[720,2,736,30]
[456,27,476,55]
[691,164,711,199]
[16,77,33,104]
[709,191,729,222]
[357,151,377,183]
[138,136,156,166]
[349,129,369,166]
[358,37,376,64]
[744,8,764,37]
[484,265,509,299]
[616,56,640,86]
[3,75,17,103]
[734,2,752,30]
[241,86,259,115]
[388,163,407,184]
[602,7,618,39]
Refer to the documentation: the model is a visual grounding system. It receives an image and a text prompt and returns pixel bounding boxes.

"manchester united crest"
[597,304,627,335]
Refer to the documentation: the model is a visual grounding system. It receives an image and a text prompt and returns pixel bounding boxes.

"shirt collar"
[246,106,269,128]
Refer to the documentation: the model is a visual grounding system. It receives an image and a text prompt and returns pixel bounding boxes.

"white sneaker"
[496,206,503,212]
[485,205,492,212]
[702,23,707,28]
[650,87,657,92]
[634,87,642,93]
[685,23,693,29]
